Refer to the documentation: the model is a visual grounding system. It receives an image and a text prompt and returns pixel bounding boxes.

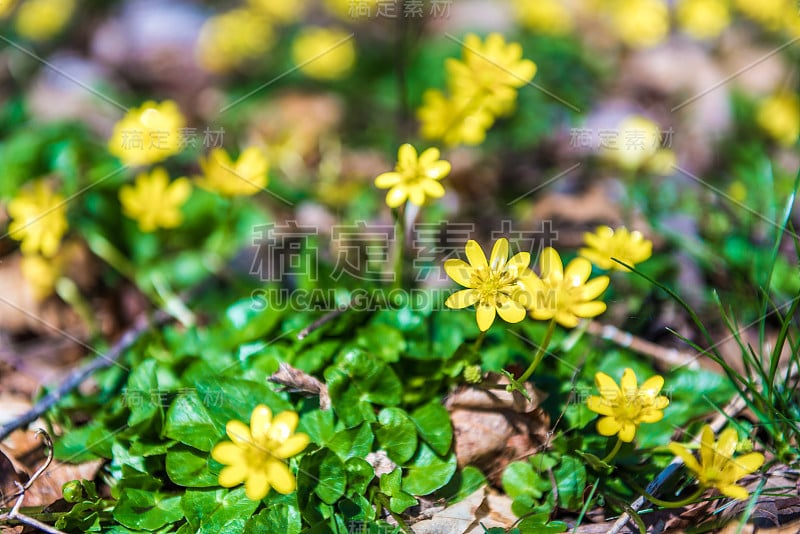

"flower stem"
[392,203,406,291]
[472,330,487,352]
[601,438,623,464]
[517,318,557,384]
[621,473,706,508]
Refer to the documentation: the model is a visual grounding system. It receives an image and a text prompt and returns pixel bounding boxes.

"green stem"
[392,203,406,291]
[517,318,557,383]
[55,278,99,336]
[601,438,623,464]
[472,330,487,352]
[621,473,707,508]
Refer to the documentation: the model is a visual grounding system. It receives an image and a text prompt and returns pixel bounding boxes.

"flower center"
[473,267,516,303]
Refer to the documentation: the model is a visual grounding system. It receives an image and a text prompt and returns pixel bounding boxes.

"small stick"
[586,321,702,371]
[0,310,170,442]
[0,430,66,534]
[296,303,352,341]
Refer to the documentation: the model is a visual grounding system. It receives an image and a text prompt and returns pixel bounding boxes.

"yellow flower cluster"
[196,147,269,197]
[14,0,75,41]
[445,241,608,331]
[212,405,309,500]
[374,144,450,208]
[580,226,653,271]
[108,100,186,167]
[418,33,537,146]
[6,180,69,300]
[323,0,378,21]
[756,93,800,147]
[292,27,356,81]
[607,0,670,48]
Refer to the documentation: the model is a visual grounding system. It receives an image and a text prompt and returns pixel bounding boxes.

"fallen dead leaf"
[411,486,517,534]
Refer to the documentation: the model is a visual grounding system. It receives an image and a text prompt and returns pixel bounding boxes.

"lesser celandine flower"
[7,180,68,258]
[733,0,785,31]
[512,0,573,36]
[676,0,731,40]
[602,115,663,171]
[579,226,653,271]
[292,27,355,81]
[196,9,274,73]
[587,368,669,443]
[756,93,799,147]
[246,0,306,23]
[609,0,669,48]
[445,238,534,332]
[108,100,186,167]
[196,147,269,197]
[668,425,764,500]
[446,33,537,114]
[212,405,309,500]
[417,89,494,146]
[323,0,378,20]
[522,248,609,328]
[119,167,192,232]
[21,254,61,301]
[14,0,74,41]
[374,144,451,208]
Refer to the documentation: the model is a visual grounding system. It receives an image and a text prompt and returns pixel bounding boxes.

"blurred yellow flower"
[512,0,573,35]
[522,248,608,327]
[587,368,669,442]
[446,33,537,114]
[374,144,451,208]
[579,225,653,271]
[0,0,18,19]
[119,167,191,232]
[21,254,61,301]
[417,89,494,146]
[756,93,800,146]
[196,147,269,197]
[445,238,534,332]
[602,115,665,171]
[7,180,68,258]
[734,0,787,31]
[108,100,186,167]
[211,405,309,500]
[610,0,669,48]
[196,9,273,73]
[668,425,764,500]
[292,27,355,81]
[676,0,731,40]
[14,0,74,41]
[323,0,378,21]
[247,0,306,23]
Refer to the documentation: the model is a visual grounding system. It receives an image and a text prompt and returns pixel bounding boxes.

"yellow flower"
[292,27,355,81]
[246,0,306,23]
[21,254,61,301]
[587,368,669,442]
[610,0,669,48]
[676,0,731,40]
[444,238,534,332]
[0,0,18,19]
[446,33,537,114]
[107,100,186,167]
[733,0,786,31]
[196,147,269,197]
[323,0,378,20]
[211,405,309,500]
[756,93,800,147]
[579,226,653,271]
[196,9,274,73]
[14,0,74,41]
[119,167,192,232]
[522,248,609,328]
[512,0,573,35]
[668,425,764,500]
[374,144,451,208]
[7,180,68,258]
[417,89,494,146]
[602,115,665,171]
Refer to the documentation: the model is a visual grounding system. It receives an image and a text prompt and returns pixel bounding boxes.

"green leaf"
[518,514,568,533]
[502,461,545,500]
[166,445,219,487]
[356,324,405,362]
[113,489,183,531]
[195,377,291,429]
[409,401,452,456]
[298,449,347,505]
[345,458,374,496]
[436,466,486,503]
[299,408,335,447]
[244,503,302,534]
[325,349,402,426]
[374,408,418,464]
[379,468,417,514]
[125,360,162,431]
[554,456,586,511]
[328,423,374,461]
[402,443,457,496]
[164,393,221,452]
[223,298,282,345]
[181,488,259,533]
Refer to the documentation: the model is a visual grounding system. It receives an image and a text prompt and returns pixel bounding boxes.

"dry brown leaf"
[411,486,517,534]
[20,459,103,507]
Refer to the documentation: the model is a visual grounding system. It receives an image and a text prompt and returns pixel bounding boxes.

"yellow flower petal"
[618,421,637,442]
[496,296,526,323]
[637,409,664,423]
[444,259,475,287]
[564,257,592,286]
[266,460,296,494]
[539,247,563,283]
[594,372,620,399]
[211,442,245,465]
[417,147,441,166]
[569,301,607,318]
[385,185,409,208]
[586,395,614,416]
[272,410,300,434]
[245,469,270,501]
[250,405,272,442]
[424,160,451,180]
[506,252,531,275]
[408,185,426,206]
[726,452,765,479]
[597,416,622,437]
[218,464,248,487]
[489,238,509,271]
[226,420,252,446]
[465,240,488,270]
[620,368,638,396]
[575,276,609,301]
[273,433,310,459]
[700,425,715,469]
[716,428,739,459]
[668,442,702,474]
[718,483,749,501]
[638,375,665,398]
[476,302,496,331]
[421,179,445,198]
[445,289,479,309]
[554,310,579,328]
[397,143,417,170]
[375,172,403,188]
